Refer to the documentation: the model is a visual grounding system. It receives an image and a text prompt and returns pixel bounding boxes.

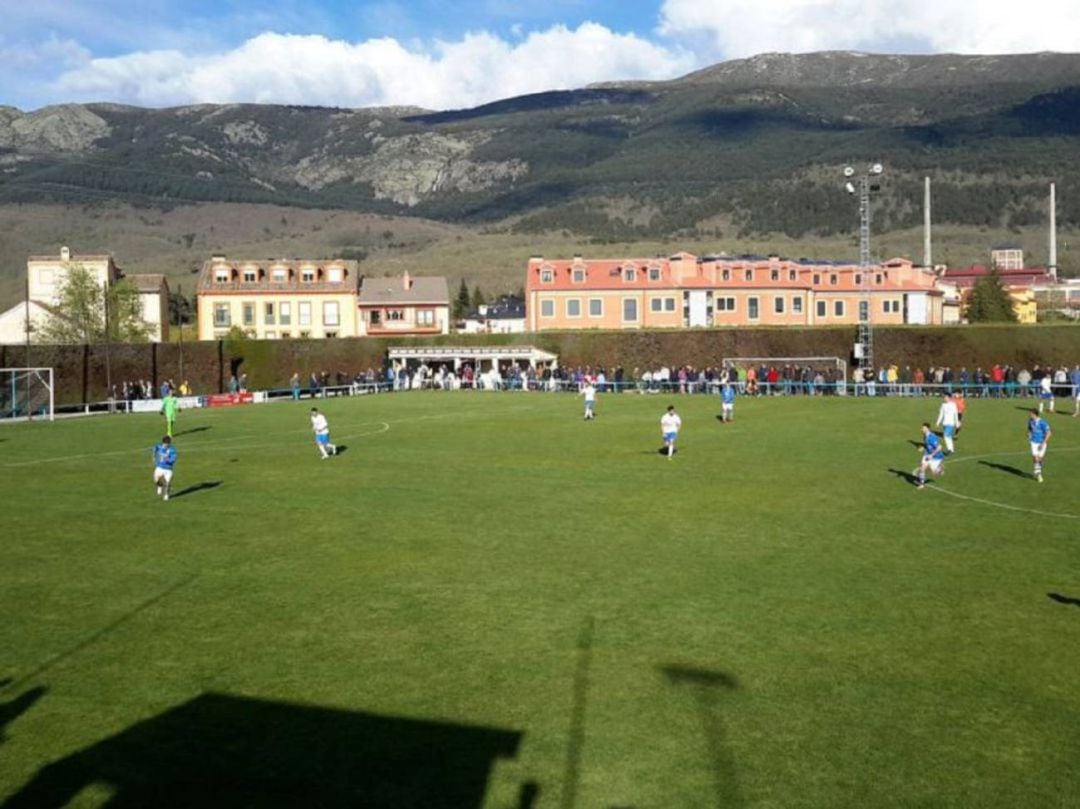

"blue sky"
[2,0,1077,110]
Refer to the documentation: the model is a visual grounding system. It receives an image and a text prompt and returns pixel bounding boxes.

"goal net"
[0,368,55,421]
[720,356,848,395]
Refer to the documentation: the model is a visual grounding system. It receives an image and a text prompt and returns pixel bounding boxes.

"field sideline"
[2,392,1079,807]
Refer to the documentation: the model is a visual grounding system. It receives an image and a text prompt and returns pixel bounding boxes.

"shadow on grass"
[173,426,211,437]
[560,617,593,809]
[1,686,46,743]
[661,665,742,809]
[334,445,348,457]
[888,468,921,486]
[906,439,924,449]
[1048,593,1080,607]
[1015,405,1042,413]
[171,481,223,499]
[2,692,524,808]
[978,460,1029,478]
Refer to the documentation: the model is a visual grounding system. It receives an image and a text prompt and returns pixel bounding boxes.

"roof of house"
[941,265,1056,287]
[196,258,360,294]
[27,253,114,262]
[128,273,169,292]
[525,253,935,294]
[358,275,449,305]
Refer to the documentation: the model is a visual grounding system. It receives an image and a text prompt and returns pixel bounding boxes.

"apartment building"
[195,257,360,340]
[357,272,450,337]
[525,252,944,331]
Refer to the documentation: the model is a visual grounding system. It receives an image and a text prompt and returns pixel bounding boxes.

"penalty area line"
[924,485,1080,521]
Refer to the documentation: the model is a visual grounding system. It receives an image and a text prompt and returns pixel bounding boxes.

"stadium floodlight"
[840,162,885,375]
[843,166,855,177]
[871,163,884,175]
[844,182,856,195]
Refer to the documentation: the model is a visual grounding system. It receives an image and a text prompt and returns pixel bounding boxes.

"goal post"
[721,356,848,395]
[0,368,55,421]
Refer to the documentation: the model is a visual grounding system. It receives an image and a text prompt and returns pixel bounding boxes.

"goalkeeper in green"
[161,392,180,438]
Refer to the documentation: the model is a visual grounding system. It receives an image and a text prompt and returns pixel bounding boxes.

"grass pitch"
[2,392,1079,808]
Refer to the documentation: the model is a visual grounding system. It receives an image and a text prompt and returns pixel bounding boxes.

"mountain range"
[1,50,1079,310]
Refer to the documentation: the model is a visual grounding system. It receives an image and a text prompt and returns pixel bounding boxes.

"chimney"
[60,246,70,261]
[403,270,412,290]
[1049,182,1058,281]
[923,177,932,269]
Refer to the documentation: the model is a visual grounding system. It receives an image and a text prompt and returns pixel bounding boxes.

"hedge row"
[3,325,1078,405]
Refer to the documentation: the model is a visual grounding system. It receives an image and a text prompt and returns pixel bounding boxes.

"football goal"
[0,367,55,421]
[720,356,848,394]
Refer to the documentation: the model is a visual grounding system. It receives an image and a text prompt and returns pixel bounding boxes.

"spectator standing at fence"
[912,367,925,396]
[1027,409,1051,482]
[936,393,959,454]
[290,373,301,401]
[1070,364,1080,417]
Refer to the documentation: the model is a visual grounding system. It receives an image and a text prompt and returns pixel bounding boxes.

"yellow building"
[195,257,360,340]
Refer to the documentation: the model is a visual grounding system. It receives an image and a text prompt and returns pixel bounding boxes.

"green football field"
[1,391,1079,808]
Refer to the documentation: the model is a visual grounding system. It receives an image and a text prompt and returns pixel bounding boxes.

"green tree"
[965,269,1018,323]
[471,285,486,311]
[453,278,471,319]
[36,265,151,343]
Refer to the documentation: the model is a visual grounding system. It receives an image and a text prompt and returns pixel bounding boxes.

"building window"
[323,301,340,327]
[813,274,821,285]
[745,269,753,282]
[830,274,838,285]
[875,273,883,284]
[272,268,287,282]
[834,300,845,317]
[855,274,862,286]
[624,267,637,282]
[716,296,735,312]
[264,303,275,325]
[540,299,555,318]
[417,310,435,326]
[664,298,676,312]
[298,302,312,326]
[774,296,785,314]
[241,302,254,326]
[651,298,663,312]
[213,304,230,327]
[816,300,826,318]
[589,298,603,317]
[369,310,381,325]
[793,297,803,314]
[622,298,638,322]
[567,299,582,318]
[301,268,315,283]
[572,268,585,283]
[215,269,229,283]
[748,297,759,320]
[243,269,256,283]
[540,269,554,284]
[771,269,780,281]
[328,267,343,283]
[882,299,900,314]
[722,269,730,281]
[279,302,291,325]
[648,267,661,282]
[788,269,797,281]
[387,309,404,321]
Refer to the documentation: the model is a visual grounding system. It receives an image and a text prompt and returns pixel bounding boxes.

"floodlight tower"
[843,162,884,376]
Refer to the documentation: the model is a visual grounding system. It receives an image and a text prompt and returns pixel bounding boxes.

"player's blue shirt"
[924,432,944,459]
[721,385,736,404]
[153,443,177,470]
[1028,418,1050,444]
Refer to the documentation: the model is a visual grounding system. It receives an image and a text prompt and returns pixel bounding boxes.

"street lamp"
[842,162,884,377]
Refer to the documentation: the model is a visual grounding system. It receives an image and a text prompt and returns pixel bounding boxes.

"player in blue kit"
[1027,409,1052,482]
[719,382,736,423]
[152,435,177,501]
[914,422,945,489]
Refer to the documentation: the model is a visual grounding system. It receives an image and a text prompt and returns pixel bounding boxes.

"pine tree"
[471,285,486,311]
[965,269,1018,323]
[453,278,471,319]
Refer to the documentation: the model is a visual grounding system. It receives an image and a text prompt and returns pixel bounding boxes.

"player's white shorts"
[922,456,943,474]
[153,468,174,484]
[722,403,734,413]
[1030,441,1047,459]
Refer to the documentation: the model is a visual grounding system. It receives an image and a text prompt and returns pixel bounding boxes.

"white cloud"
[46,23,697,110]
[659,0,1080,57]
